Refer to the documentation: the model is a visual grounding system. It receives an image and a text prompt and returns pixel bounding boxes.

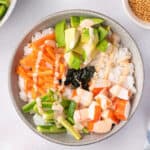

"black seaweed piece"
[72,79,80,88]
[64,66,96,90]
[58,79,62,85]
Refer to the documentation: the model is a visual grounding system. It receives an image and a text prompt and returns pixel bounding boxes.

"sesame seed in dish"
[128,0,150,22]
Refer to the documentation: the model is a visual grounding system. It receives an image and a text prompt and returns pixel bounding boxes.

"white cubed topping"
[77,88,93,107]
[95,93,110,110]
[88,101,99,120]
[74,108,89,123]
[93,119,112,133]
[109,85,129,100]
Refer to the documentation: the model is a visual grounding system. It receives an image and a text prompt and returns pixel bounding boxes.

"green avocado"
[65,28,80,52]
[80,17,104,27]
[81,28,99,64]
[98,26,110,41]
[0,5,6,19]
[73,45,86,61]
[91,18,104,24]
[0,0,10,8]
[55,20,66,47]
[70,16,80,28]
[81,28,90,43]
[97,39,109,52]
[65,52,82,69]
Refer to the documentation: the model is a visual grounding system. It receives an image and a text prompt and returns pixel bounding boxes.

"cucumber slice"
[55,20,66,47]
[0,5,6,19]
[0,0,10,8]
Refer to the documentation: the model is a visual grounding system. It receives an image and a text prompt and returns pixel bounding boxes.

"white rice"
[90,45,136,94]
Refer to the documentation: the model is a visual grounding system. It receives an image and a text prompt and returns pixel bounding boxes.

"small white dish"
[0,0,17,27]
[122,0,150,29]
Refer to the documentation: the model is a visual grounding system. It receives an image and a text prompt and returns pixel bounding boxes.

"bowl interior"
[9,10,144,146]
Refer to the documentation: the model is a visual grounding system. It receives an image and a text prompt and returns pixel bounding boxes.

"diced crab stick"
[92,119,113,133]
[114,99,130,121]
[88,101,101,121]
[109,85,129,100]
[76,88,93,107]
[101,109,120,124]
[95,93,112,110]
[74,108,89,123]
[92,88,102,96]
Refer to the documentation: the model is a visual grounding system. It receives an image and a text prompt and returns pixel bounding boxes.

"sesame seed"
[129,0,150,22]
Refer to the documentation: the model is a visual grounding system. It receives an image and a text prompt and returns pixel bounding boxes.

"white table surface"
[0,0,150,149]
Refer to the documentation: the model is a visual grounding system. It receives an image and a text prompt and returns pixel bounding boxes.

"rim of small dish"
[8,9,144,146]
[0,0,17,27]
[122,0,150,29]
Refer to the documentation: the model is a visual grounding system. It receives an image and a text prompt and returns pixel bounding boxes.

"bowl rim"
[0,0,17,27]
[8,9,144,146]
[122,0,150,29]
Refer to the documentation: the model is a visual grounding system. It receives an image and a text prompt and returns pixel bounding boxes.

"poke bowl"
[9,9,144,146]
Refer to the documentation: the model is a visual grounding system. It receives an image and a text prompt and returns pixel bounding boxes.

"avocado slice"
[82,28,99,64]
[65,28,80,52]
[91,18,104,24]
[0,0,10,8]
[80,17,104,28]
[55,20,66,47]
[81,28,90,43]
[0,5,6,19]
[65,52,82,69]
[73,45,86,61]
[97,39,109,52]
[70,16,80,28]
[98,26,110,41]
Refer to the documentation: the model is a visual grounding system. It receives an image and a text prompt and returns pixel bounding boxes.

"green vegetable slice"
[0,5,6,19]
[58,117,81,140]
[98,26,110,41]
[61,99,71,108]
[81,28,90,43]
[65,27,80,52]
[67,101,76,123]
[91,18,104,24]
[70,16,80,27]
[55,20,66,47]
[0,0,10,8]
[66,52,83,70]
[22,101,36,113]
[37,125,66,133]
[97,39,109,52]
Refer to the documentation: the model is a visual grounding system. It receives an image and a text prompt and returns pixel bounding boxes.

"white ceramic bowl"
[122,0,150,29]
[9,9,144,146]
[0,0,17,27]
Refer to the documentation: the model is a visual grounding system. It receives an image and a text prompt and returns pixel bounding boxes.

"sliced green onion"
[58,117,81,140]
[37,125,66,133]
[22,101,36,113]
